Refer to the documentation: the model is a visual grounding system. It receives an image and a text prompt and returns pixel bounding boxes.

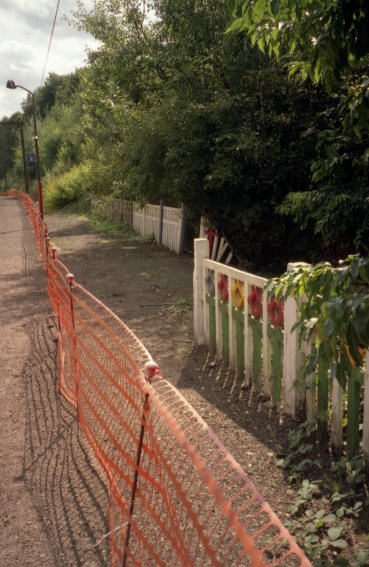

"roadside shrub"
[44,163,92,211]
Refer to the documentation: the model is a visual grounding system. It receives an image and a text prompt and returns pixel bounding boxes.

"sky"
[0,0,99,119]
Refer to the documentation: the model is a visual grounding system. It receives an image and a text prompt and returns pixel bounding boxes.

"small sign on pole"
[26,153,36,164]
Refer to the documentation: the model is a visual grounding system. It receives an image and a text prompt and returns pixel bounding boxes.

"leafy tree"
[22,72,81,120]
[228,1,369,259]
[72,0,332,268]
[227,1,369,90]
[0,113,25,189]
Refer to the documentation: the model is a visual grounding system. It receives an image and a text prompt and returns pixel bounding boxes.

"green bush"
[44,163,92,211]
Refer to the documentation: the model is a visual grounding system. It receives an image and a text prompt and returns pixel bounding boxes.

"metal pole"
[122,361,159,567]
[31,93,44,219]
[66,273,80,412]
[122,393,149,567]
[19,126,29,194]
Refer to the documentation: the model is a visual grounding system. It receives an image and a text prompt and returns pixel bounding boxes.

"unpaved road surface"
[1,197,297,566]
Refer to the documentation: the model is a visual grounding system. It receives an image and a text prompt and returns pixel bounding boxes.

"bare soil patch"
[0,199,110,566]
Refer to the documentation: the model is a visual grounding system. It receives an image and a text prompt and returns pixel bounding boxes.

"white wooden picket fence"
[90,196,186,254]
[193,238,369,465]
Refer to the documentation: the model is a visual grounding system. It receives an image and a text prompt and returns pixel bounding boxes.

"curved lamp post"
[6,80,44,218]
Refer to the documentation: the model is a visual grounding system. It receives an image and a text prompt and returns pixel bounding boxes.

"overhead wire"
[40,0,62,86]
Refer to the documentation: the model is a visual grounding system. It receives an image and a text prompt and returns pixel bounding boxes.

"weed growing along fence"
[90,196,186,255]
[193,239,369,465]
[5,192,310,566]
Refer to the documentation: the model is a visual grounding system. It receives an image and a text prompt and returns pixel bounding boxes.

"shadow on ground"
[176,345,296,457]
[21,315,110,567]
[20,212,110,567]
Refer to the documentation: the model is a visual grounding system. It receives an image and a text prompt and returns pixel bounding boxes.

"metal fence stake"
[122,361,159,567]
[66,273,80,411]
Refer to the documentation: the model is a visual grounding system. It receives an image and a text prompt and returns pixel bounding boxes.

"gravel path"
[0,198,55,566]
[0,198,109,567]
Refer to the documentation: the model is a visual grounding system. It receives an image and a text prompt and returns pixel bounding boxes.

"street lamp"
[6,80,44,218]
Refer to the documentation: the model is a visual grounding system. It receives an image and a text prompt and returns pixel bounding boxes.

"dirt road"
[0,198,109,566]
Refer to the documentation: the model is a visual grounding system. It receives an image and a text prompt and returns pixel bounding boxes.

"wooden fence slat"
[331,376,345,455]
[215,269,221,359]
[317,362,329,441]
[233,309,245,378]
[211,235,218,260]
[251,317,262,390]
[243,282,251,386]
[363,355,369,468]
[262,288,272,397]
[227,277,235,368]
[283,296,304,418]
[219,301,229,365]
[209,296,216,353]
[193,239,209,346]
[271,327,283,407]
[347,366,362,458]
[283,262,309,419]
[303,340,317,422]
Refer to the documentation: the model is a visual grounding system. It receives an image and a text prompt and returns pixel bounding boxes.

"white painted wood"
[243,281,250,385]
[131,202,184,254]
[228,275,236,368]
[203,259,268,288]
[216,238,228,262]
[193,239,209,346]
[303,339,317,422]
[211,235,218,260]
[363,354,369,468]
[262,287,272,396]
[203,264,210,343]
[282,262,309,419]
[225,251,233,265]
[202,259,270,384]
[331,376,344,455]
[214,266,222,359]
[199,216,206,238]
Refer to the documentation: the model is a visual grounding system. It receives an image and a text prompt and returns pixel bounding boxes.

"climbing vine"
[273,255,369,383]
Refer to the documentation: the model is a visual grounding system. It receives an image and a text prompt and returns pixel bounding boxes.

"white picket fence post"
[283,262,309,419]
[364,354,369,469]
[193,238,209,345]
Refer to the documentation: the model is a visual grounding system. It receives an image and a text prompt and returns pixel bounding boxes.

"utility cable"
[40,0,62,86]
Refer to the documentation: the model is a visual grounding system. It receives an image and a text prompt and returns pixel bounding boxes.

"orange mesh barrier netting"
[3,191,312,567]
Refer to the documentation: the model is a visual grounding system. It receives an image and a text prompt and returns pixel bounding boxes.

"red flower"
[268,296,284,328]
[248,287,262,319]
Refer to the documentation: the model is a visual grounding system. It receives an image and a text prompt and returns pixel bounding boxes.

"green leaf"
[270,0,279,17]
[225,17,244,34]
[225,0,237,16]
[323,514,336,523]
[351,258,359,279]
[330,538,348,549]
[327,526,344,541]
[252,0,267,22]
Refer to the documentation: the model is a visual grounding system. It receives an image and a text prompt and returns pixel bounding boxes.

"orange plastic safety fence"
[3,191,312,567]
